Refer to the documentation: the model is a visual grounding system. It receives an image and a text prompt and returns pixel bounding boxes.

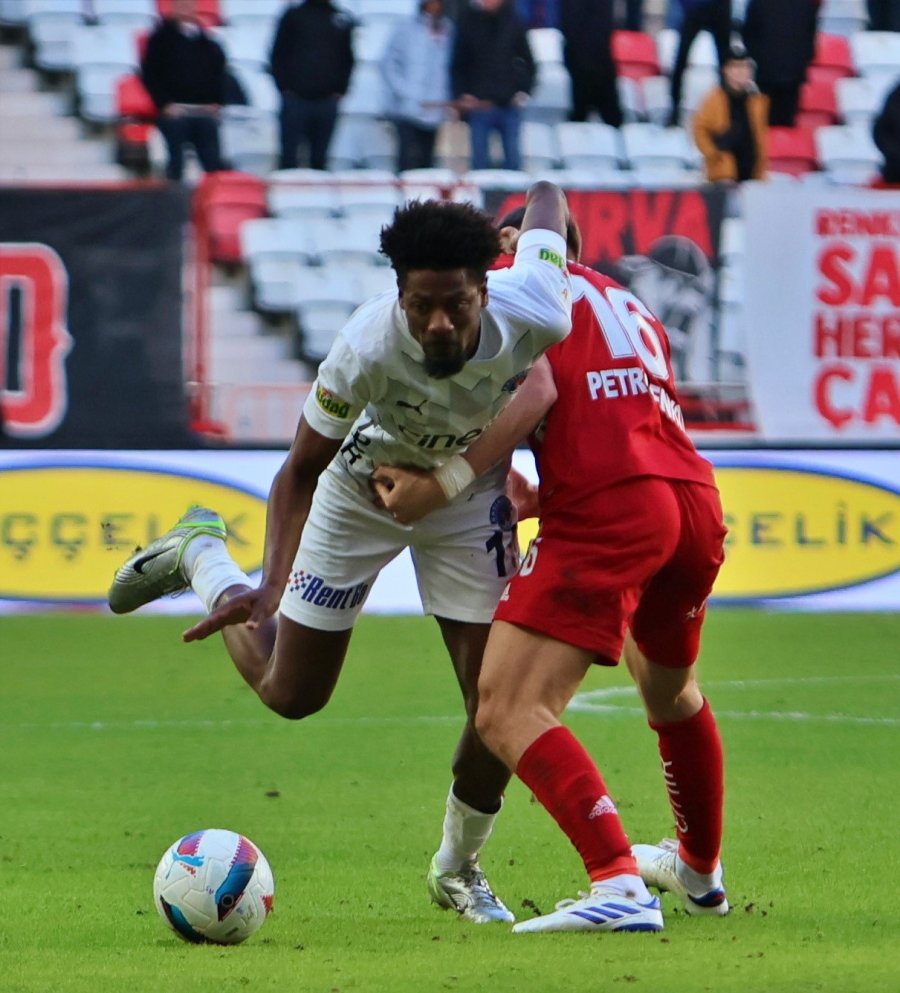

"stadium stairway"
[0,40,128,181]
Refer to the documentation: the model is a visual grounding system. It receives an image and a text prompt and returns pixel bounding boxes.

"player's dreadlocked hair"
[379,200,502,282]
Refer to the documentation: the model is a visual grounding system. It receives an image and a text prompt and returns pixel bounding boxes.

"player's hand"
[498,225,520,254]
[182,583,282,642]
[506,467,540,521]
[371,464,448,524]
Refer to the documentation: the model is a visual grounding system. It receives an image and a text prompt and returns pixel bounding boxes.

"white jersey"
[301,228,572,491]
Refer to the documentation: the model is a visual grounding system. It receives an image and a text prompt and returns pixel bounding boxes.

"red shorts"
[494,477,726,668]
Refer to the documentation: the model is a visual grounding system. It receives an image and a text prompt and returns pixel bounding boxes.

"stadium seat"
[621,122,694,171]
[218,0,283,30]
[617,76,644,124]
[655,26,718,76]
[92,0,156,31]
[640,75,671,126]
[816,123,882,183]
[268,182,340,220]
[342,61,388,118]
[808,33,855,87]
[399,167,458,201]
[681,66,719,120]
[241,217,317,312]
[718,217,745,268]
[850,31,900,84]
[25,0,83,73]
[527,27,564,65]
[72,23,140,124]
[818,0,869,37]
[114,72,156,167]
[611,30,661,82]
[524,62,571,124]
[836,75,889,127]
[556,120,623,171]
[521,120,561,173]
[328,117,397,171]
[219,105,278,176]
[196,170,267,266]
[214,23,272,74]
[355,20,394,63]
[460,169,533,191]
[294,265,365,363]
[767,126,819,176]
[231,66,279,113]
[796,80,840,131]
[0,0,27,27]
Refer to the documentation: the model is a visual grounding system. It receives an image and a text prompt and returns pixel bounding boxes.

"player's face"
[399,268,487,379]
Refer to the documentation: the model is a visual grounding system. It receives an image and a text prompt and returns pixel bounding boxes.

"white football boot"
[108,506,226,614]
[427,857,515,924]
[512,885,663,934]
[632,838,729,916]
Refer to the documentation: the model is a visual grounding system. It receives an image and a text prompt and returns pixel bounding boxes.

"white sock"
[592,873,653,903]
[185,540,252,613]
[676,854,723,896]
[433,785,501,873]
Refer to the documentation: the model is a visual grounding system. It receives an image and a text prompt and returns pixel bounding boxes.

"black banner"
[0,185,195,447]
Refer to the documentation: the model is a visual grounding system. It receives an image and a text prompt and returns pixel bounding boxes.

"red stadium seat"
[195,171,269,267]
[117,73,157,121]
[115,73,157,171]
[808,33,855,86]
[796,79,839,130]
[767,126,819,176]
[612,30,661,82]
[156,0,222,28]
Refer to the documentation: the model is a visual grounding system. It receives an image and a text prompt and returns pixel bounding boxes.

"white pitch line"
[569,674,900,726]
[3,677,898,732]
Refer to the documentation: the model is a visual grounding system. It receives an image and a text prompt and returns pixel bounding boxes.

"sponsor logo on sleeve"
[315,384,352,419]
[539,247,565,269]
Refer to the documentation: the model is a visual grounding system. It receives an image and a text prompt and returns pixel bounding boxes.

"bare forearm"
[520,181,569,241]
[260,462,316,590]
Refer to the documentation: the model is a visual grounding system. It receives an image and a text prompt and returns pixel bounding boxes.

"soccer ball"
[153,829,275,944]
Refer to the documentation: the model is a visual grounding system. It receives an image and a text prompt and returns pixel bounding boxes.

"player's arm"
[372,356,557,524]
[519,179,569,241]
[183,419,342,640]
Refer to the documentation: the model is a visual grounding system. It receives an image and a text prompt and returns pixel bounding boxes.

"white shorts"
[279,462,519,631]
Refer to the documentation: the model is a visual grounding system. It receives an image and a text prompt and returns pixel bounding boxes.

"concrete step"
[0,140,114,167]
[0,161,129,181]
[0,87,68,116]
[0,111,83,141]
[0,65,41,92]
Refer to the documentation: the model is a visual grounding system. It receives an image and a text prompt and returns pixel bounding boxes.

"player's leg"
[627,480,729,915]
[415,490,520,924]
[426,617,516,924]
[475,621,662,934]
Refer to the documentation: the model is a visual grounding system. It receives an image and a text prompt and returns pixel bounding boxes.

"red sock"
[516,726,636,882]
[650,698,724,874]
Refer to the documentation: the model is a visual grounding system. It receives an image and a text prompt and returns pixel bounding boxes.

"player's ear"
[479,279,488,308]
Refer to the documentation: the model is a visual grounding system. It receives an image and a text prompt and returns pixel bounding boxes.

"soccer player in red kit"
[373,212,729,933]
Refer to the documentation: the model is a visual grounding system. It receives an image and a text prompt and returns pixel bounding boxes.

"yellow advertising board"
[0,465,266,601]
[517,464,900,601]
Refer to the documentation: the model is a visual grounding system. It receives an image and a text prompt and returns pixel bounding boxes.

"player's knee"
[257,679,330,721]
[474,695,507,755]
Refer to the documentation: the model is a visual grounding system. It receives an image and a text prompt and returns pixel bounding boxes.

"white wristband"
[433,454,476,501]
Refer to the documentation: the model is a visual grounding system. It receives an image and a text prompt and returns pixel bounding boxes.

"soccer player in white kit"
[108,182,572,923]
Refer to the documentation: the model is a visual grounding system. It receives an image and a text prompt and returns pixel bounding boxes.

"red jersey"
[533,261,715,535]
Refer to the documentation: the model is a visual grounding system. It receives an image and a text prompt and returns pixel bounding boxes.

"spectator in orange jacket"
[692,44,769,183]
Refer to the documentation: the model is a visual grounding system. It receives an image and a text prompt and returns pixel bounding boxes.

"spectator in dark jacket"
[141,0,226,181]
[742,0,818,127]
[873,80,900,184]
[269,0,355,171]
[868,1,900,32]
[668,0,731,127]
[452,0,536,171]
[560,0,623,126]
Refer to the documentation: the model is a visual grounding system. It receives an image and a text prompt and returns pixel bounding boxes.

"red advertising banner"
[743,183,900,443]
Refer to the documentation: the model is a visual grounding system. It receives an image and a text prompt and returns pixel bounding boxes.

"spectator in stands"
[873,80,900,184]
[668,0,731,127]
[620,0,645,31]
[560,0,623,127]
[692,42,768,183]
[868,1,900,32]
[452,0,536,171]
[741,0,818,127]
[514,0,560,27]
[380,1,454,173]
[140,0,227,182]
[269,0,355,171]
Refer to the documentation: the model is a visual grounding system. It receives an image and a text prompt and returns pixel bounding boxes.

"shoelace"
[459,865,501,904]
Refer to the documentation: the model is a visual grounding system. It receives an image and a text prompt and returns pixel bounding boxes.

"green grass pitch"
[2,609,899,993]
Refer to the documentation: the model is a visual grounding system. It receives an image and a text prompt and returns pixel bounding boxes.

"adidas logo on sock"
[588,794,618,819]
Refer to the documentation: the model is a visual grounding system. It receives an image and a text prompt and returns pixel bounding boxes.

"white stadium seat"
[850,31,900,84]
[622,122,695,171]
[525,62,571,124]
[461,169,532,191]
[818,0,869,37]
[219,106,278,176]
[556,121,623,171]
[816,124,883,184]
[521,120,561,173]
[655,26,719,75]
[527,27,564,65]
[640,75,672,126]
[835,76,891,127]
